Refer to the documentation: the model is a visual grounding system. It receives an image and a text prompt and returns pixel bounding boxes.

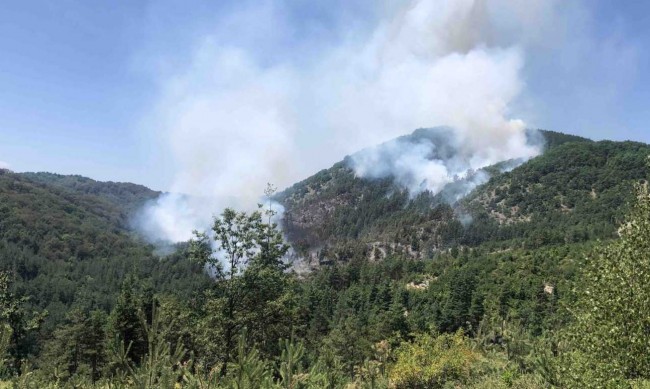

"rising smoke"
[138,0,563,243]
[348,127,537,197]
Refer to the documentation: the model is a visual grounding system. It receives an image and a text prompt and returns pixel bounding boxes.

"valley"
[0,129,648,387]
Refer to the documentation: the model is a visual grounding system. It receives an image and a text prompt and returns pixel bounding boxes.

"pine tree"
[108,276,147,365]
[42,308,106,382]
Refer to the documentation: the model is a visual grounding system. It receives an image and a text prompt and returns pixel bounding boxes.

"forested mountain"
[0,169,211,335]
[0,171,158,257]
[20,172,160,215]
[0,129,649,388]
[459,139,650,247]
[278,129,649,265]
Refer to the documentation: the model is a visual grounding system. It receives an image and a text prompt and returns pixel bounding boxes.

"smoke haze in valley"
[135,0,594,243]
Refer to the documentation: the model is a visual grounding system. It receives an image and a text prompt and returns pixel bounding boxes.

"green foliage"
[462,140,650,248]
[389,330,480,388]
[0,324,11,376]
[226,330,273,388]
[560,178,650,387]
[0,169,211,340]
[0,133,649,388]
[279,132,650,256]
[108,276,149,365]
[0,272,44,375]
[190,196,293,376]
[111,303,188,389]
[41,308,106,382]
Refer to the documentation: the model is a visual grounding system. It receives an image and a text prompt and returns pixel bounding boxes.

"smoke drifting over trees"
[348,127,538,196]
[139,0,565,243]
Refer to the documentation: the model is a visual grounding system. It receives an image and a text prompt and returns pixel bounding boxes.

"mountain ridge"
[0,169,210,332]
[276,129,649,265]
[0,128,648,385]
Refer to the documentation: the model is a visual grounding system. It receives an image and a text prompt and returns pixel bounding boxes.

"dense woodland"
[280,130,648,256]
[0,130,649,387]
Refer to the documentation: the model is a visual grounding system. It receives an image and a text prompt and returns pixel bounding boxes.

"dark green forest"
[0,130,649,388]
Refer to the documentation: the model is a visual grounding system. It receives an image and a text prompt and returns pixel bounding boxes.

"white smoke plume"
[349,127,533,196]
[352,137,456,195]
[0,161,10,170]
[139,0,563,243]
[137,193,213,243]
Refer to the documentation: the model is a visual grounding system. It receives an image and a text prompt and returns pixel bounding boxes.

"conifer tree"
[108,276,147,365]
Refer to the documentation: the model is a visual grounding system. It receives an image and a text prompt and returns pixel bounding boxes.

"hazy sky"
[0,0,648,190]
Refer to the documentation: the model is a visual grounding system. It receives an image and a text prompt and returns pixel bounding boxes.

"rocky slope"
[277,129,648,266]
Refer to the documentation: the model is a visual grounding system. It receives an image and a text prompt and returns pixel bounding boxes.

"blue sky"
[0,0,648,191]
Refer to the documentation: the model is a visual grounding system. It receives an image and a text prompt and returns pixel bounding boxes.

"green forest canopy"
[0,131,648,387]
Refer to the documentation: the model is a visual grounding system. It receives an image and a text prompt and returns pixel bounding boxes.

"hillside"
[459,139,650,248]
[278,129,649,263]
[20,172,160,215]
[0,130,648,387]
[0,169,210,333]
[0,171,159,257]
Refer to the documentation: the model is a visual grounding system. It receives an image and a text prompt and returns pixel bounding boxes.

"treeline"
[1,135,649,387]
[461,140,650,248]
[0,169,211,337]
[1,177,650,387]
[280,133,650,256]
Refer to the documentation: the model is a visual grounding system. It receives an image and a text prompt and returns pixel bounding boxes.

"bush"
[389,330,480,388]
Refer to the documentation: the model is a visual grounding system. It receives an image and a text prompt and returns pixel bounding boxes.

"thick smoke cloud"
[138,0,561,243]
[352,137,457,195]
[349,126,534,197]
[137,193,211,243]
[0,161,9,170]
